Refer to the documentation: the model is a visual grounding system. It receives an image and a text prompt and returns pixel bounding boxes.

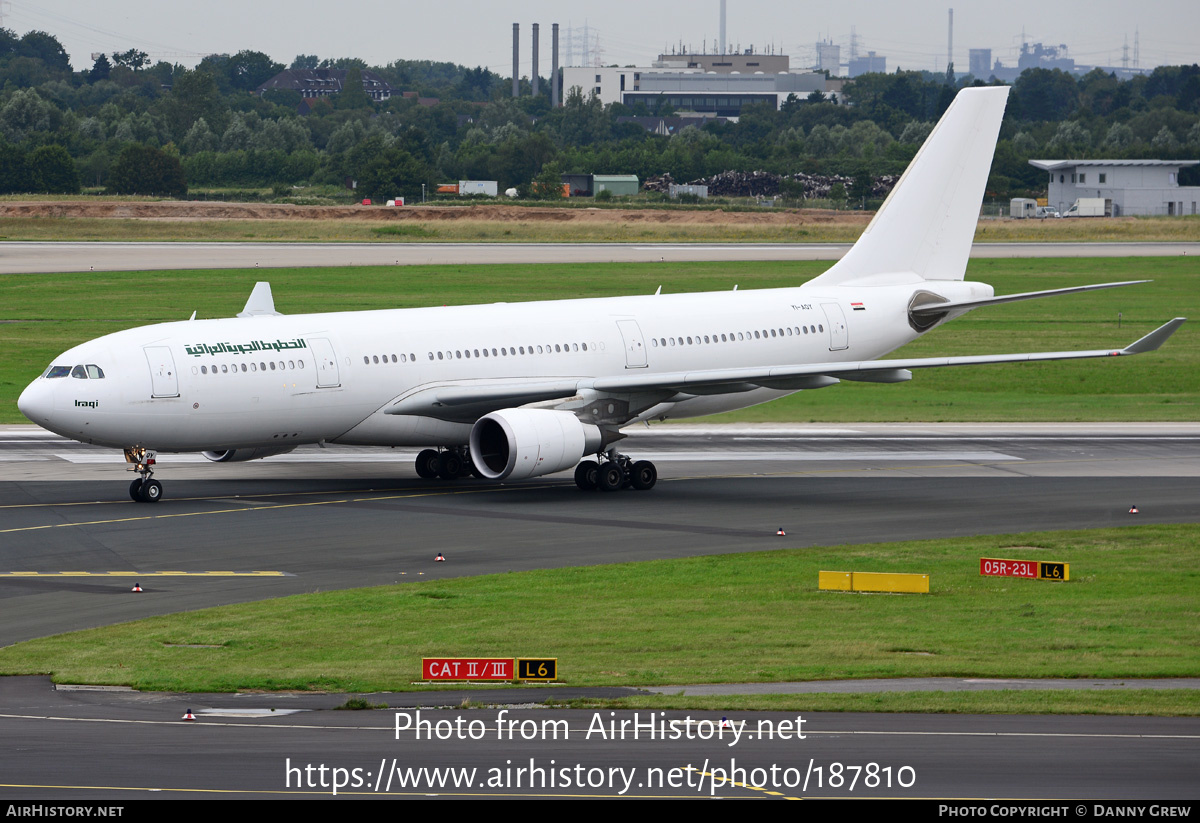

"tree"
[345,134,431,200]
[18,31,71,72]
[228,50,283,92]
[27,145,80,193]
[111,48,150,71]
[89,53,112,83]
[107,144,187,196]
[0,144,30,193]
[529,161,564,199]
[291,54,319,70]
[829,182,847,208]
[159,69,226,141]
[1013,68,1079,121]
[337,66,373,110]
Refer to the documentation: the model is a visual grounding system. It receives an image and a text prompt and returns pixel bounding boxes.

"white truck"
[458,180,499,197]
[1063,198,1109,217]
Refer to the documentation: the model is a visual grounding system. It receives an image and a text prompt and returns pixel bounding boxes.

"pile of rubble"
[644,171,899,199]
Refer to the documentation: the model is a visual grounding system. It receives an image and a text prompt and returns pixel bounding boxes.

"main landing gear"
[414,447,477,481]
[124,446,163,503]
[574,451,657,492]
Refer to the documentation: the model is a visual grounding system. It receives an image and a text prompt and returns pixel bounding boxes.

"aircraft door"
[144,346,180,397]
[308,338,341,387]
[615,320,648,368]
[821,303,849,351]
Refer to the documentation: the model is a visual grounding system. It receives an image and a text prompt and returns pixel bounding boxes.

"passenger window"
[201,365,208,374]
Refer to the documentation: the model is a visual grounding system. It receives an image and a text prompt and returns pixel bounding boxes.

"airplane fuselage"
[18,278,984,454]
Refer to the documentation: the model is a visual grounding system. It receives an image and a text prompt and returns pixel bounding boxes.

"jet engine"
[201,446,297,463]
[470,409,602,481]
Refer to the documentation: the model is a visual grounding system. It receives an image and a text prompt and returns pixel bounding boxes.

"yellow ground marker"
[819,571,929,594]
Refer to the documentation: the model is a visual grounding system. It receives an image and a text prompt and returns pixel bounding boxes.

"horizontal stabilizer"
[911,280,1150,316]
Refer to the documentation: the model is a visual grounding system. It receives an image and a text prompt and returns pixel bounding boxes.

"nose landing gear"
[124,446,163,503]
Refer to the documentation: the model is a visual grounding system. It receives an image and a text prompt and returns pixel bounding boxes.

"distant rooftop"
[1029,159,1199,171]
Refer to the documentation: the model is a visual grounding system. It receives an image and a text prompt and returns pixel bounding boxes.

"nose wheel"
[124,446,164,503]
[129,478,163,503]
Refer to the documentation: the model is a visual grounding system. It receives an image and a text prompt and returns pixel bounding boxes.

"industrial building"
[1029,159,1200,216]
[561,60,833,118]
[656,51,790,74]
[848,51,886,77]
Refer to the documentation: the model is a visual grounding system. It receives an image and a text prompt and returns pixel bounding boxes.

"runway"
[3,424,1199,799]
[2,676,1196,799]
[2,240,1198,273]
[3,423,1198,646]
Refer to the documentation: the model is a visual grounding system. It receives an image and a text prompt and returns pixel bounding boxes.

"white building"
[1029,160,1200,216]
[561,65,832,117]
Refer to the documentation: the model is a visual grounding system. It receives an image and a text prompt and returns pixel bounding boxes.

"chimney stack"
[552,23,560,106]
[532,23,540,96]
[512,23,519,97]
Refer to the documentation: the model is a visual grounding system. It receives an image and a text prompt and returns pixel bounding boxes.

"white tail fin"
[809,86,1009,286]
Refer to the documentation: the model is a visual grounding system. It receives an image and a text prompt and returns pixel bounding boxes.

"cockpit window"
[44,366,72,378]
[70,365,88,379]
[86,365,105,379]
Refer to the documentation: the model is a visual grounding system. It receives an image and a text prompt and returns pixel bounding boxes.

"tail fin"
[808,86,1009,287]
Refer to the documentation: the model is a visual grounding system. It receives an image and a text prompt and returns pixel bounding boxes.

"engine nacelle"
[470,409,602,481]
[201,446,297,463]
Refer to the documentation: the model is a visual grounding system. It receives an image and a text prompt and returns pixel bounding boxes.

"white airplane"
[17,87,1184,502]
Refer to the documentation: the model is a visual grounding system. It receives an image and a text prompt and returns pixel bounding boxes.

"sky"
[6,0,1198,77]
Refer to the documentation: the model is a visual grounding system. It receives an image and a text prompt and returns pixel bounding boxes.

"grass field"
[1,257,1195,424]
[0,215,1198,244]
[1,524,1195,714]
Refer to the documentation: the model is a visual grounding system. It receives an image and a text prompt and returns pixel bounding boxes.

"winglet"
[1122,318,1186,354]
[237,282,282,317]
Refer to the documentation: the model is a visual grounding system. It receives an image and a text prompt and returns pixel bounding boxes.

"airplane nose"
[17,379,52,424]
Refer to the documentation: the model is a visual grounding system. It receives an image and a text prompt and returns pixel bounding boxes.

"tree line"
[0,28,1198,202]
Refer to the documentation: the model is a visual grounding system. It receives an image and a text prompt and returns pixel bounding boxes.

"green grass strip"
[1,524,1196,715]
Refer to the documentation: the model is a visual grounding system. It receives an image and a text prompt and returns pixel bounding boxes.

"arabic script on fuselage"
[184,339,309,357]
